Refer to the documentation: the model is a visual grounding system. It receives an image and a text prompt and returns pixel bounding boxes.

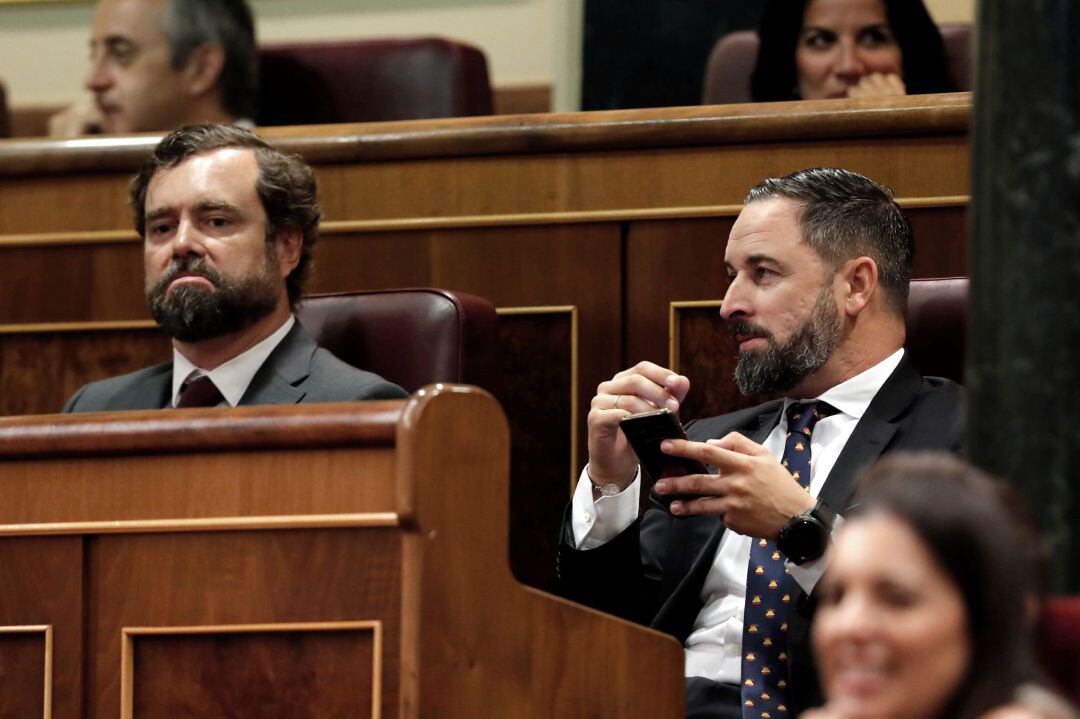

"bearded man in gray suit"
[65,124,406,412]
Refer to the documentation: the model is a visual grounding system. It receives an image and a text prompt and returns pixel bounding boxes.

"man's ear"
[274,227,303,279]
[182,42,226,97]
[840,256,878,318]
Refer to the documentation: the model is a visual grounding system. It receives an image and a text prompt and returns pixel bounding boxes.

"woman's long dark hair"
[750,0,952,101]
[847,453,1041,719]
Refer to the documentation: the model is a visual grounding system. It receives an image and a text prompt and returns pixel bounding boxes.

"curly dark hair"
[750,0,952,101]
[131,123,321,306]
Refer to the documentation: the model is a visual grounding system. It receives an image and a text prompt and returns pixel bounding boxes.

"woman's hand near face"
[846,72,906,98]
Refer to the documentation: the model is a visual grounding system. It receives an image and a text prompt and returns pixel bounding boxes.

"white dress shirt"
[571,348,905,682]
[170,315,295,408]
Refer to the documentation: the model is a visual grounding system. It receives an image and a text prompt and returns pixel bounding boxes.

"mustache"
[153,257,225,292]
[727,320,775,343]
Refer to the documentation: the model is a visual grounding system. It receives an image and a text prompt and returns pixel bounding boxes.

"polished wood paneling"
[669,301,775,421]
[496,307,576,588]
[0,537,82,719]
[309,223,620,438]
[125,623,380,719]
[0,324,165,416]
[93,530,399,719]
[0,627,49,719]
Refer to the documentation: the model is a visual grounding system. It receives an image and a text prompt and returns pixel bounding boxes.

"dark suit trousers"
[685,677,742,719]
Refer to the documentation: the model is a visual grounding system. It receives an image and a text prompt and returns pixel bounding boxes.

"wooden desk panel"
[0,393,686,719]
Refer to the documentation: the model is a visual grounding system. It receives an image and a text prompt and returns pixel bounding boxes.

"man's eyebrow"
[101,35,136,51]
[144,207,173,224]
[727,254,783,271]
[746,254,781,267]
[196,201,242,215]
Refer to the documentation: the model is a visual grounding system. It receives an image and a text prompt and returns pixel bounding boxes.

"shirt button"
[584,512,593,523]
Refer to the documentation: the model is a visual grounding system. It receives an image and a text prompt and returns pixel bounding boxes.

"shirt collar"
[171,315,296,407]
[783,347,905,421]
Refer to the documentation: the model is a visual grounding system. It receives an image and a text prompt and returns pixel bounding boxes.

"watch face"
[781,516,828,564]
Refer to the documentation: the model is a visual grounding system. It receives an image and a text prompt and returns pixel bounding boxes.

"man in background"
[64,124,406,411]
[49,0,257,136]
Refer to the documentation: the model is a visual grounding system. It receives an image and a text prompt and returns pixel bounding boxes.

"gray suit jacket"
[63,322,408,412]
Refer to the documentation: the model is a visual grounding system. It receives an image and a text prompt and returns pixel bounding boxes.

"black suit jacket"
[63,322,408,412]
[554,354,964,714]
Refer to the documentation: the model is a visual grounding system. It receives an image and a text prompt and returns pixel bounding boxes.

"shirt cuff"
[570,465,641,549]
[787,514,845,594]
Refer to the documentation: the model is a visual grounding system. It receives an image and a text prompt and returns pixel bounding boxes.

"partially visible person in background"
[751,0,952,101]
[49,0,257,136]
[806,453,1076,719]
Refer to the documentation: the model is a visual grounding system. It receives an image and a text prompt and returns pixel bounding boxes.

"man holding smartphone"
[554,168,963,719]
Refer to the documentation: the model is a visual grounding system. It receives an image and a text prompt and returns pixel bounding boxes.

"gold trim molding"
[0,512,401,537]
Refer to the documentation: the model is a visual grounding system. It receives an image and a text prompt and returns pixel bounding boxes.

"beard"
[147,255,281,343]
[730,282,843,396]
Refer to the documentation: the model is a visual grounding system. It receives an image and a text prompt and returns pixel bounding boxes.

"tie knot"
[785,401,837,437]
[176,375,225,408]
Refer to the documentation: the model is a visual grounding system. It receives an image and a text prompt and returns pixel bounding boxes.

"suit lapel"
[109,364,172,410]
[819,354,923,512]
[237,322,315,406]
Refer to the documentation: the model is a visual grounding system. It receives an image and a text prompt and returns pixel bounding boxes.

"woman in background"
[805,453,1075,719]
[751,0,953,101]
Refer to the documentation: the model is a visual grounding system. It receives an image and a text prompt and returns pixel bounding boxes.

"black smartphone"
[619,408,709,504]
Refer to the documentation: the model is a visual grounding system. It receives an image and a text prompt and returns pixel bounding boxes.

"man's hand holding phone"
[586,362,691,492]
[651,432,816,538]
[618,408,709,505]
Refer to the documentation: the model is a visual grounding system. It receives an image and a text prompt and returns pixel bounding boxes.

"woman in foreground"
[805,453,1076,719]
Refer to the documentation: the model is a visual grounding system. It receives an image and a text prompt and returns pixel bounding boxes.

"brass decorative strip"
[498,305,579,495]
[121,620,382,719]
[0,230,139,248]
[0,512,401,537]
[0,196,969,248]
[0,319,157,334]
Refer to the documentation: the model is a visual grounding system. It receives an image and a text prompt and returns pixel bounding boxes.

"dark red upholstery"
[702,23,973,105]
[905,277,967,385]
[257,37,494,126]
[297,288,499,394]
[1037,596,1080,705]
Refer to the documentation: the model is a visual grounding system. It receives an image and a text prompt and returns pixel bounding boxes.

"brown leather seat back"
[258,37,494,126]
[297,288,499,394]
[702,23,973,105]
[905,277,968,384]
